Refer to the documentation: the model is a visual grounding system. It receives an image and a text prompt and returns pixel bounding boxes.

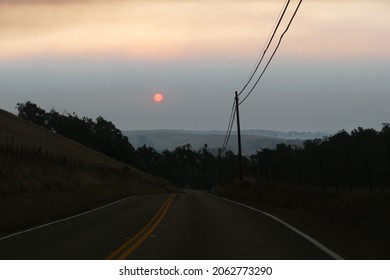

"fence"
[0,137,124,184]
[0,137,88,169]
[250,145,390,194]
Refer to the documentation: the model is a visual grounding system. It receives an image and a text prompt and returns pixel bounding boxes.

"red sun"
[153,92,164,103]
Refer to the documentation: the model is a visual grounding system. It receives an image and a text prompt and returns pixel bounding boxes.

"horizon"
[121,127,336,134]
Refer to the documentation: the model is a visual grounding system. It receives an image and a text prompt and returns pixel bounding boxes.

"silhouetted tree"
[135,145,161,174]
[16,101,47,127]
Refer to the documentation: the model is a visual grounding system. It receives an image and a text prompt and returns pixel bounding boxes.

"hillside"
[0,109,172,235]
[123,129,305,155]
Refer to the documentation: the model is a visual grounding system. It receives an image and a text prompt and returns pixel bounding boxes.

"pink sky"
[1,0,389,60]
[1,0,389,132]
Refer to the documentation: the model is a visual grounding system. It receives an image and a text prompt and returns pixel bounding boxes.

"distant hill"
[122,129,331,155]
[239,129,333,140]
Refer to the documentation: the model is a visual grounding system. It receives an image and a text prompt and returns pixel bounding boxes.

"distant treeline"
[16,102,390,191]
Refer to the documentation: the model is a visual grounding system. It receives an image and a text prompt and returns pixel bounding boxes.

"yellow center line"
[106,193,176,260]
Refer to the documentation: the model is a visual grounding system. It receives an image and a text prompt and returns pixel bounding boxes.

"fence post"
[290,162,295,187]
[319,157,325,192]
[15,143,19,163]
[298,160,303,188]
[345,153,352,193]
[268,163,272,183]
[272,163,276,183]
[363,149,372,193]
[387,144,390,173]
[259,166,262,184]
[20,143,23,161]
[386,144,390,188]
[254,167,259,185]
[273,163,277,183]
[32,147,42,161]
[331,154,338,193]
[283,162,288,185]
[59,156,67,167]
[11,136,14,157]
[0,164,4,181]
[306,161,313,191]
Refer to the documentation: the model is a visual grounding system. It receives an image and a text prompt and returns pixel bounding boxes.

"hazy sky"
[1,0,389,133]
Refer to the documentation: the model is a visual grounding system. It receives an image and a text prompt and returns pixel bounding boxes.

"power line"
[222,110,235,154]
[220,0,289,153]
[239,0,302,105]
[238,0,290,97]
[220,0,302,156]
[220,100,234,151]
[221,98,236,153]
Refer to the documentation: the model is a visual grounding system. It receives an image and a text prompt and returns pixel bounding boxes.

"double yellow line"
[106,193,176,260]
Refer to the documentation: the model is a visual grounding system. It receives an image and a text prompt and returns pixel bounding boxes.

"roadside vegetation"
[213,180,390,259]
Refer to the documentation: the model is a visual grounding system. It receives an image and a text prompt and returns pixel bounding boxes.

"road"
[0,190,338,259]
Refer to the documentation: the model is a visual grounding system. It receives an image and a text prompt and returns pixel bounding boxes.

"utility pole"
[235,91,243,182]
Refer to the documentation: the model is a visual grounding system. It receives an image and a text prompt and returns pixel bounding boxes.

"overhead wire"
[238,0,290,97]
[220,0,291,153]
[220,98,236,153]
[239,0,302,105]
[221,100,235,150]
[221,102,234,151]
[221,110,236,154]
[220,0,302,154]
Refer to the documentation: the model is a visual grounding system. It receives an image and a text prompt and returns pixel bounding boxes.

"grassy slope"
[0,109,173,235]
[213,181,390,260]
[1,109,132,169]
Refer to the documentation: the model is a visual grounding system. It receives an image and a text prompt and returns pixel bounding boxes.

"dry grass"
[0,109,173,236]
[213,181,390,259]
[0,163,169,235]
[1,109,132,169]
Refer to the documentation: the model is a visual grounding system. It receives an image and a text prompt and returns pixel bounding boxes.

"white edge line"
[0,195,135,241]
[208,193,344,260]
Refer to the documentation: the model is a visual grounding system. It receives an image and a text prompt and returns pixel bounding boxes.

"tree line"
[249,124,390,191]
[15,102,232,189]
[16,101,390,190]
[250,124,390,165]
[16,101,135,164]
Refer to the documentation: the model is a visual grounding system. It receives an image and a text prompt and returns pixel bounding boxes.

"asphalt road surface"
[0,190,338,260]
